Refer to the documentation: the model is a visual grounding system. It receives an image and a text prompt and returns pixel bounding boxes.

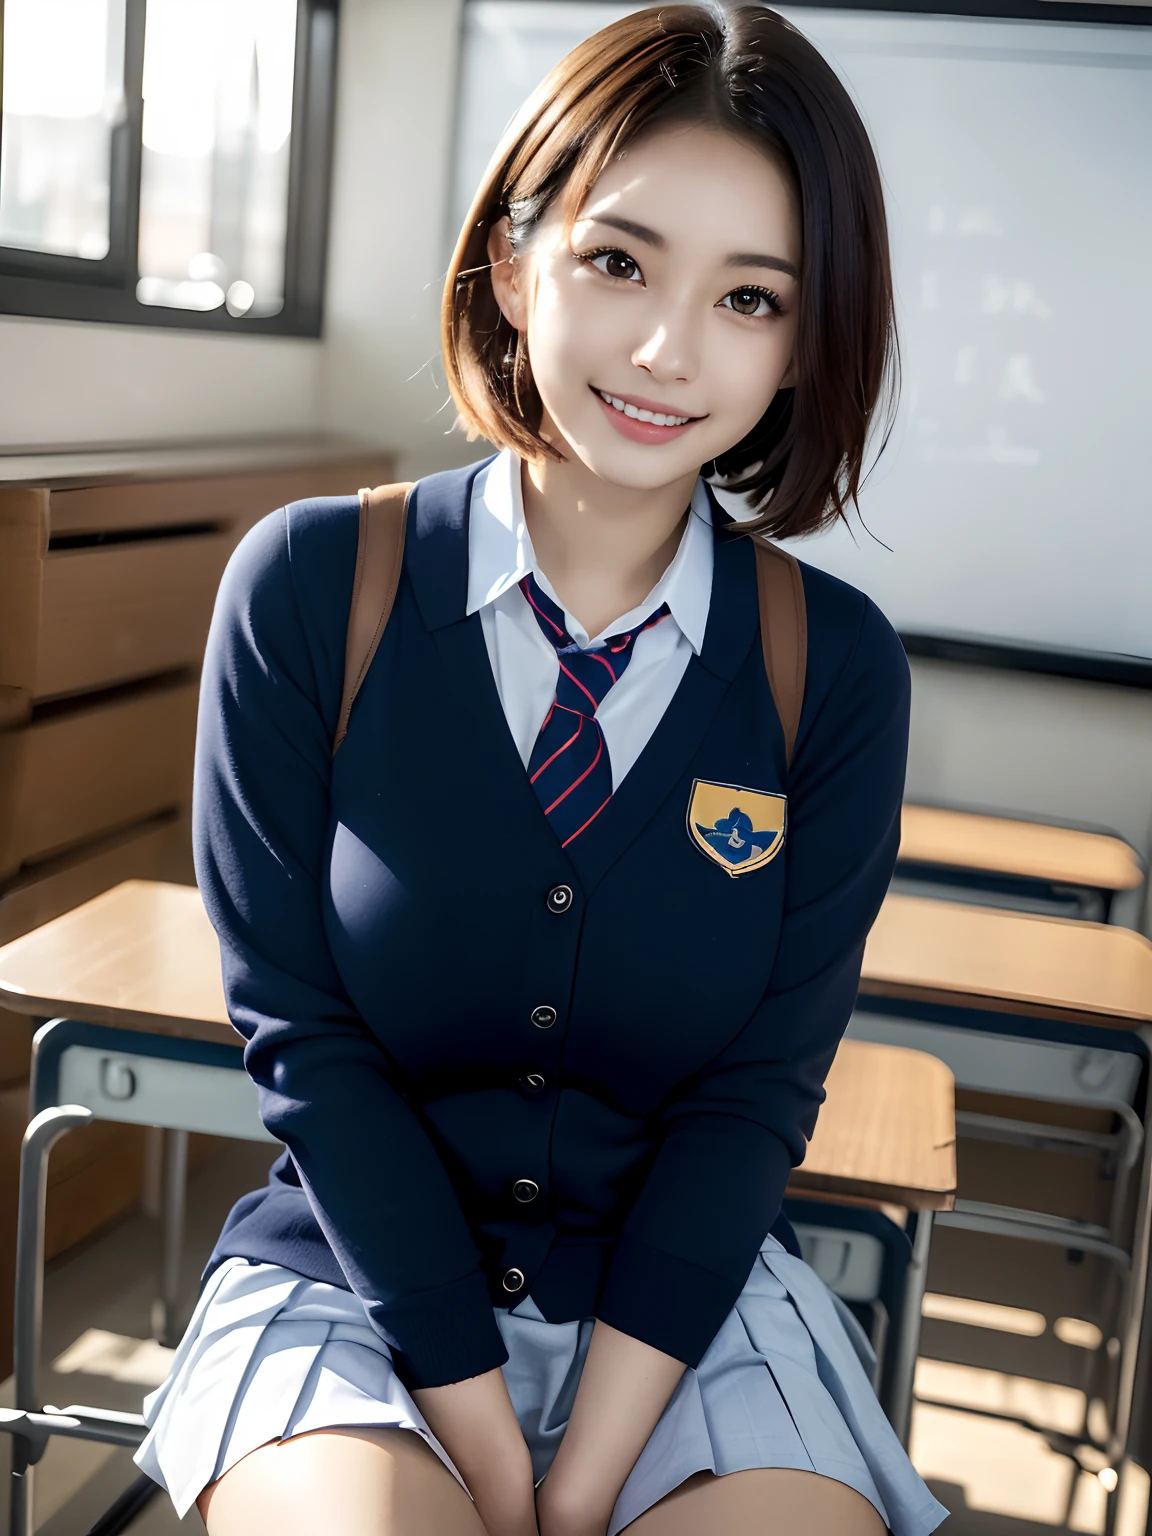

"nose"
[630,301,699,386]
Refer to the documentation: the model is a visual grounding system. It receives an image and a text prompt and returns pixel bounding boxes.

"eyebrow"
[581,214,799,281]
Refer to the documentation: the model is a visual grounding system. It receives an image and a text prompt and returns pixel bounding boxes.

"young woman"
[136,5,947,1533]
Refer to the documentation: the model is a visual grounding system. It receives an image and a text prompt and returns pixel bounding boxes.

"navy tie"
[520,572,669,847]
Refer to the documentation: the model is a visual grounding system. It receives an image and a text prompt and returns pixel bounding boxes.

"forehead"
[569,122,800,259]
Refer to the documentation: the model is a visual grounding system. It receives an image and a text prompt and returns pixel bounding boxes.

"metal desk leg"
[886,1210,934,1448]
[1108,1025,1152,1469]
[151,1128,188,1347]
[11,1105,94,1536]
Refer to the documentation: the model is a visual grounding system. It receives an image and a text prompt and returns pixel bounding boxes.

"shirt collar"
[466,448,713,653]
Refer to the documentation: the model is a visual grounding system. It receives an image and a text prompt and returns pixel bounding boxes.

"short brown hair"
[441,2,898,540]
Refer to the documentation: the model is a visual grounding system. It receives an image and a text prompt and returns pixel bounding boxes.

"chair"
[848,996,1151,1489]
[2,1016,274,1536]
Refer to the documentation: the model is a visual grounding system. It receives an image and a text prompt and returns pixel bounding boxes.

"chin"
[556,423,708,491]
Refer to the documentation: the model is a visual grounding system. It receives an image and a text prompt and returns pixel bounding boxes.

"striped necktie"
[520,572,670,847]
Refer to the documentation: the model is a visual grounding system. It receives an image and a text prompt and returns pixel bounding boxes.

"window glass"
[0,0,126,259]
[136,0,298,316]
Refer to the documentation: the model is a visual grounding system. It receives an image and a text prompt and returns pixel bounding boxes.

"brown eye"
[722,285,782,319]
[605,252,637,280]
[582,247,642,283]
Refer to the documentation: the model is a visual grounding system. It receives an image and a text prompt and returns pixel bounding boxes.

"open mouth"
[592,387,701,429]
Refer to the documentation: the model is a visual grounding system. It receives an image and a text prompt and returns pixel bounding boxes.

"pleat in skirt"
[134,1235,947,1534]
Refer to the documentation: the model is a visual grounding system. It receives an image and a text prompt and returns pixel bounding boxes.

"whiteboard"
[451,4,1152,658]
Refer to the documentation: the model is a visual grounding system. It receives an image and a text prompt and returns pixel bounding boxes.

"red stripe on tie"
[588,650,617,682]
[529,715,582,784]
[520,576,567,640]
[561,793,612,846]
[544,733,603,815]
[557,657,601,713]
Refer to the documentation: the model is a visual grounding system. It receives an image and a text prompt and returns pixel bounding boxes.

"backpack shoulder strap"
[332,481,414,756]
[753,538,808,771]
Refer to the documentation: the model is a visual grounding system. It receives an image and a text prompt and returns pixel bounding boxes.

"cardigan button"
[502,1267,526,1293]
[512,1178,540,1204]
[531,1005,557,1029]
[545,884,573,914]
[519,1072,546,1092]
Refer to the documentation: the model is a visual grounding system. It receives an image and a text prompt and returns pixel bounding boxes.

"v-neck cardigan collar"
[402,457,761,895]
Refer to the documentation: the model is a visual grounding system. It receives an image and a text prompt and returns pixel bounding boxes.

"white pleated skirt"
[135,1236,947,1535]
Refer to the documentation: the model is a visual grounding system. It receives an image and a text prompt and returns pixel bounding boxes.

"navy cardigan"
[196,456,911,1390]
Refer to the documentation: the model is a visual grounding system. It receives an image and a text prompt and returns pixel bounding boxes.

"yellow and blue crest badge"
[687,779,786,877]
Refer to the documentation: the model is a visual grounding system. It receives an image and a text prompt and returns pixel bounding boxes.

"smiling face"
[487,121,802,493]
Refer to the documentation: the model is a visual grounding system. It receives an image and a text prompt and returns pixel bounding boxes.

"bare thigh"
[621,1467,888,1536]
[196,1425,486,1536]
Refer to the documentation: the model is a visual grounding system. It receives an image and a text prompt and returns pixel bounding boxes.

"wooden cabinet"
[0,440,395,1275]
[36,532,237,700]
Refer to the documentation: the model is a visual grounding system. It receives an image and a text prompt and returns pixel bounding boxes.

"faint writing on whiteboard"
[980,276,1053,318]
[950,349,1044,402]
[999,355,1045,403]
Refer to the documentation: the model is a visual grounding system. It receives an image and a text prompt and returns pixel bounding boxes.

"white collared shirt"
[466,449,714,791]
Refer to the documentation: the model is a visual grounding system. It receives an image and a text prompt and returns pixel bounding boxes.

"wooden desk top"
[790,1038,955,1212]
[862,892,1152,1027]
[0,880,957,1209]
[0,879,229,1042]
[900,804,1143,893]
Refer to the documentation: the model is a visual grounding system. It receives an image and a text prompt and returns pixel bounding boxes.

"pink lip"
[590,386,704,446]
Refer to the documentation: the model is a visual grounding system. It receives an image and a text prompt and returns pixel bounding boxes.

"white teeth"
[597,389,690,427]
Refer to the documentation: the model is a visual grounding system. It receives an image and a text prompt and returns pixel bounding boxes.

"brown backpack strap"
[332,481,414,756]
[753,538,808,771]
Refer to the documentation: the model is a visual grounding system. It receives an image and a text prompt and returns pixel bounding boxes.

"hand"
[535,1467,612,1536]
[534,1321,686,1536]
[413,1369,539,1536]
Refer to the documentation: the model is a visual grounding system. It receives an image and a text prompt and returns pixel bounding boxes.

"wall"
[906,658,1152,931]
[0,313,322,451]
[319,0,484,483]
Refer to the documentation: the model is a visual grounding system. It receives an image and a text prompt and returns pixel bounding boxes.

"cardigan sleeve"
[192,507,509,1389]
[595,592,911,1367]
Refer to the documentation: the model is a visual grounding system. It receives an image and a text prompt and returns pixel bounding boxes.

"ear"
[487,216,527,331]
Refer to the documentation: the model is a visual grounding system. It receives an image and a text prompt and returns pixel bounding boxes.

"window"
[0,0,338,334]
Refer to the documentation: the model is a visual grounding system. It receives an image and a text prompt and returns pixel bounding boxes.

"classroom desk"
[0,879,958,1212]
[862,890,1152,1028]
[897,804,1144,922]
[0,877,956,1512]
[857,890,1152,1479]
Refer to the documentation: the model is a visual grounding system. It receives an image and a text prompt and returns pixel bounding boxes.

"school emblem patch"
[687,779,787,877]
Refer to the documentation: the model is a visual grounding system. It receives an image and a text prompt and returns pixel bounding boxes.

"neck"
[520,425,699,639]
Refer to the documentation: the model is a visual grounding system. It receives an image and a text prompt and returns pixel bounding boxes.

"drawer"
[0,680,198,877]
[0,809,193,946]
[36,531,236,699]
[48,458,395,537]
[0,488,48,724]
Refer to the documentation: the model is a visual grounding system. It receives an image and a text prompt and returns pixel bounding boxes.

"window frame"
[0,0,339,336]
